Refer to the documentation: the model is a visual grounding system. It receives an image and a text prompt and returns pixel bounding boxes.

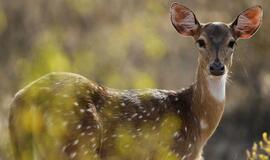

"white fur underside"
[207,75,226,102]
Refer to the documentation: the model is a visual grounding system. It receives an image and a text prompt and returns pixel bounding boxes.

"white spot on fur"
[61,145,67,152]
[207,74,226,102]
[131,113,138,118]
[73,139,79,145]
[76,124,82,130]
[188,143,192,149]
[200,119,208,130]
[173,131,180,138]
[74,102,79,106]
[70,152,77,159]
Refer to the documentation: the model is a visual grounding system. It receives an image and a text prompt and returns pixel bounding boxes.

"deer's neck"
[192,63,226,145]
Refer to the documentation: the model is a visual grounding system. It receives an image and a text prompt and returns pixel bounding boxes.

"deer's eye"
[196,39,206,48]
[228,40,236,48]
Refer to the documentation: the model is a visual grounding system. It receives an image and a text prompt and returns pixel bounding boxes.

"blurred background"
[0,0,269,159]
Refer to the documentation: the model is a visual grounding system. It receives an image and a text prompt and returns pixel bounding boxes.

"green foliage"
[20,32,71,86]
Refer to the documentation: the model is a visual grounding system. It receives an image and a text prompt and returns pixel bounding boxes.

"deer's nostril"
[209,66,214,71]
[220,65,225,71]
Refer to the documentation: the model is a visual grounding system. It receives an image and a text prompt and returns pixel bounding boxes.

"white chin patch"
[207,74,226,102]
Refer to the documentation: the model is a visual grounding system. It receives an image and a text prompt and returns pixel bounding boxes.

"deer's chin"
[204,70,224,79]
[208,71,227,80]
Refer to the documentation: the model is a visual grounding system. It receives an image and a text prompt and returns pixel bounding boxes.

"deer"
[9,3,263,160]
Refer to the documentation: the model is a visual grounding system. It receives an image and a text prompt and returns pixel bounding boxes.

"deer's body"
[9,3,263,160]
[10,71,223,160]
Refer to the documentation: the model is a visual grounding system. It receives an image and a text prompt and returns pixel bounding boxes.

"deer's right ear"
[170,3,200,36]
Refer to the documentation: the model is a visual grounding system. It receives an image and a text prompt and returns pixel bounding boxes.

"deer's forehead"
[202,23,231,44]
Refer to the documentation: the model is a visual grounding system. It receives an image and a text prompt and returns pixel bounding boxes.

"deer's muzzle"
[209,61,225,76]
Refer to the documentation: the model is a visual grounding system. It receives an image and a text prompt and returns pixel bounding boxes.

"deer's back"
[9,72,200,160]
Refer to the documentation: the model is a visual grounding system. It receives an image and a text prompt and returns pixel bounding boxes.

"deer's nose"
[209,61,225,76]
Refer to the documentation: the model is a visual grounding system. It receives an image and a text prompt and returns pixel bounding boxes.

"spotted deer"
[9,3,263,160]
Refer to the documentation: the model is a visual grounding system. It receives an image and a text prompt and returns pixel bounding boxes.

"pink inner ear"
[243,8,262,25]
[235,7,262,39]
[171,4,199,36]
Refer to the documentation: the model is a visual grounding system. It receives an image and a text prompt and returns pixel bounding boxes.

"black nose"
[209,61,225,76]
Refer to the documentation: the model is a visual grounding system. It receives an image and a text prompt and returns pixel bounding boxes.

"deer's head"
[170,3,263,77]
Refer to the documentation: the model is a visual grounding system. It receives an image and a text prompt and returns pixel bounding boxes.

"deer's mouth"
[210,70,225,76]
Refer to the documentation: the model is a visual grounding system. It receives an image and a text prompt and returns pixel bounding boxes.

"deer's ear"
[231,5,263,39]
[170,3,200,36]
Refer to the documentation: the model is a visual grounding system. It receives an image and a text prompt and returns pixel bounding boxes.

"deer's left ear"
[231,5,263,39]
